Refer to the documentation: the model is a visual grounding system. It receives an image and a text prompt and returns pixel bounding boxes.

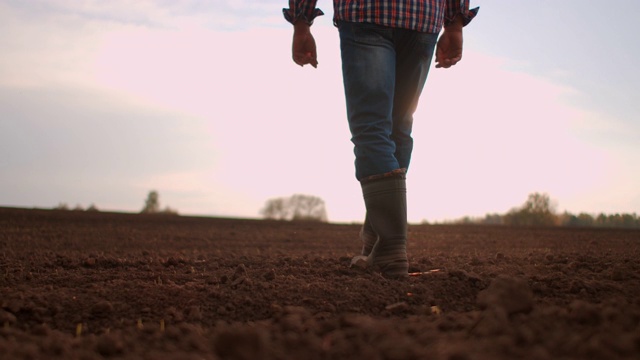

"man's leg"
[391,30,438,170]
[339,21,398,180]
[339,21,409,277]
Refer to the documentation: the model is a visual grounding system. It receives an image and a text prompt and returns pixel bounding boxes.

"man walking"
[284,1,478,278]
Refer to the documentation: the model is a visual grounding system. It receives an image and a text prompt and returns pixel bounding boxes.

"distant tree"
[620,213,637,228]
[558,211,578,227]
[73,204,85,211]
[504,192,557,226]
[141,190,161,214]
[289,194,328,222]
[261,197,288,220]
[577,213,595,227]
[141,191,178,215]
[261,194,328,222]
[86,203,99,212]
[596,213,608,226]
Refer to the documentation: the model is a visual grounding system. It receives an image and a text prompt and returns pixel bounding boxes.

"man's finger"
[448,56,461,67]
[293,52,318,68]
[435,59,451,68]
[293,51,309,64]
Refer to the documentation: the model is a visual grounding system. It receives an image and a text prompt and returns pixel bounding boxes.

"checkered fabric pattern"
[283,0,478,33]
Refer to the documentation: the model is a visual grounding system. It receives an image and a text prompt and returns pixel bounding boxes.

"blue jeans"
[338,21,438,181]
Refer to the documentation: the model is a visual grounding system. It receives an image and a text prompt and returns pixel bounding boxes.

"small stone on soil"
[385,302,409,311]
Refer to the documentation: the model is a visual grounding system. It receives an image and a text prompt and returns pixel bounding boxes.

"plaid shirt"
[283,0,478,33]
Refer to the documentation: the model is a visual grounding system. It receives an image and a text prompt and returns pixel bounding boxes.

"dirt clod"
[263,269,276,281]
[232,264,247,280]
[91,301,114,316]
[477,275,534,315]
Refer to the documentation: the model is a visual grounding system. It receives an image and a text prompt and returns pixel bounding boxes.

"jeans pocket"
[414,32,438,61]
[351,22,394,45]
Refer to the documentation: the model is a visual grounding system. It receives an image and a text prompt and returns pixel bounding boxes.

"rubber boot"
[360,213,377,256]
[361,175,409,278]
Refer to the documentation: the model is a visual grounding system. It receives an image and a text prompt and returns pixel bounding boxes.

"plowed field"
[1,207,639,359]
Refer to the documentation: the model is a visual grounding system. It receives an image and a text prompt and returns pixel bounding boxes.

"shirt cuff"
[445,2,479,27]
[282,7,324,26]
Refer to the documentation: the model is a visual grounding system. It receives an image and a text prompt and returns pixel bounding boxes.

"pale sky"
[1,0,638,223]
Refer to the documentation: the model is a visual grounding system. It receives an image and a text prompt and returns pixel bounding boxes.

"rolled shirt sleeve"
[444,0,479,27]
[283,0,324,25]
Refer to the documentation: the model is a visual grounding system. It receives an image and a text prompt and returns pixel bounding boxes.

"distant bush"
[162,206,179,215]
[54,203,70,211]
[54,203,101,212]
[261,194,328,222]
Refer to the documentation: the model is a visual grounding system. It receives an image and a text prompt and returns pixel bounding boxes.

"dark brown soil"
[1,207,639,359]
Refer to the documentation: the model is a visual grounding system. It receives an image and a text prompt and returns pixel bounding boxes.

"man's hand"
[435,16,464,69]
[292,22,318,68]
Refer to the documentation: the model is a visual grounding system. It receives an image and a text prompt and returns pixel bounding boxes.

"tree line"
[52,190,636,228]
[449,192,639,228]
[53,190,178,215]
